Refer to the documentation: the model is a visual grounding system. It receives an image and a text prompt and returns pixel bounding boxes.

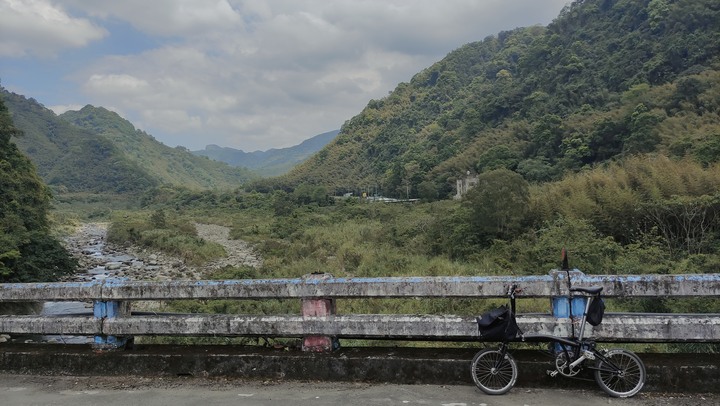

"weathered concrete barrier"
[1,344,718,393]
[1,270,720,349]
[3,272,720,301]
[2,313,718,342]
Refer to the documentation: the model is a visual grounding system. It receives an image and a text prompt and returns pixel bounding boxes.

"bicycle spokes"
[594,349,646,398]
[471,348,518,395]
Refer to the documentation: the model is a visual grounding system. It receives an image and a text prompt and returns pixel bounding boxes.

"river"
[19,222,262,344]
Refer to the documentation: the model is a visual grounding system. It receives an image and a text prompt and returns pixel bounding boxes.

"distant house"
[454,171,478,199]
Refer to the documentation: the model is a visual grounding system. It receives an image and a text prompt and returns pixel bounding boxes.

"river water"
[35,224,136,344]
[15,222,258,344]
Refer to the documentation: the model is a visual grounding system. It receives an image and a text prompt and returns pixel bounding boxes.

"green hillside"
[3,90,157,194]
[281,0,720,198]
[0,93,76,282]
[60,105,257,190]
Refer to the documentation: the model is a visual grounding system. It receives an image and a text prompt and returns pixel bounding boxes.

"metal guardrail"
[1,270,719,349]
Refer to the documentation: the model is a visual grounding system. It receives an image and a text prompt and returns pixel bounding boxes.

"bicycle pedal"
[546,370,558,378]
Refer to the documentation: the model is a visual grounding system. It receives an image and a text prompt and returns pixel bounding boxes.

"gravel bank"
[64,222,263,282]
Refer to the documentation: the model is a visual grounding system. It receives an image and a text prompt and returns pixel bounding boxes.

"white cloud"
[0,0,106,58]
[141,108,204,133]
[48,103,84,115]
[85,73,150,95]
[6,0,569,151]
[62,0,244,37]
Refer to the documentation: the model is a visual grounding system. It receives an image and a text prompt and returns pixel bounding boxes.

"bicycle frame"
[472,283,646,397]
[472,267,645,397]
[503,283,599,342]
[498,286,633,382]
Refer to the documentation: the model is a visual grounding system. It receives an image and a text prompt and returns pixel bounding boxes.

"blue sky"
[0,0,568,151]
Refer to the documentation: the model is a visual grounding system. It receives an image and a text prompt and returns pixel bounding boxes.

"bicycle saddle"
[570,286,603,295]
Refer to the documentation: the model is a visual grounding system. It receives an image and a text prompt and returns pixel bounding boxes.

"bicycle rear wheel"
[594,349,646,397]
[471,348,518,395]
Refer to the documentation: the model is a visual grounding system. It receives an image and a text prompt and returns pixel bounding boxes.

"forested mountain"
[0,94,76,282]
[193,129,339,177]
[281,0,720,198]
[2,92,256,194]
[60,105,257,189]
[2,90,157,194]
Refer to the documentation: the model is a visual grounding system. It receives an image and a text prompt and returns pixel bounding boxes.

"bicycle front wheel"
[594,349,646,398]
[471,348,518,395]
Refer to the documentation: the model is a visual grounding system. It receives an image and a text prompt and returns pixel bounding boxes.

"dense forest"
[275,0,720,199]
[0,96,76,283]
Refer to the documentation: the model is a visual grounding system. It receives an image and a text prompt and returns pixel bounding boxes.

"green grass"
[106,210,225,266]
[92,190,720,351]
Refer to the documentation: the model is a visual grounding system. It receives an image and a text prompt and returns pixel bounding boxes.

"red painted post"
[301,273,338,352]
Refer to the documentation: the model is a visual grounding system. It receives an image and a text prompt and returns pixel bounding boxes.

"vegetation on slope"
[278,0,720,198]
[0,94,77,282]
[61,105,257,189]
[2,90,157,195]
[2,90,258,203]
[113,154,720,327]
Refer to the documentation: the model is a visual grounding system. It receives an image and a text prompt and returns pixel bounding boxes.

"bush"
[107,212,224,265]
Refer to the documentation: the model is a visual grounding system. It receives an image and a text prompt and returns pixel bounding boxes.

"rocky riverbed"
[63,222,263,282]
[0,222,264,344]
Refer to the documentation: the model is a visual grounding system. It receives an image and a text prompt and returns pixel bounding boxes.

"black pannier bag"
[586,297,605,326]
[476,305,520,341]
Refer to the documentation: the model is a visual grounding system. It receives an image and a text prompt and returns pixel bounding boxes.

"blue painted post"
[93,300,131,350]
[551,270,587,341]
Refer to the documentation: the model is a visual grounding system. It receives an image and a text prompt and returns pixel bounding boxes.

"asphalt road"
[0,374,715,406]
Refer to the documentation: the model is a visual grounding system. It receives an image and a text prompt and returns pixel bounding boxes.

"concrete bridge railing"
[1,270,719,350]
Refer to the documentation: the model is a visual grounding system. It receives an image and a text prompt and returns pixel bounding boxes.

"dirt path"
[194,223,263,270]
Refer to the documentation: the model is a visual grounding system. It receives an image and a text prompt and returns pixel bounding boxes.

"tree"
[624,104,664,154]
[641,194,720,257]
[516,158,559,182]
[0,95,76,281]
[463,169,530,244]
[476,145,521,172]
[417,180,440,201]
[293,183,331,206]
[535,114,565,157]
[272,190,294,217]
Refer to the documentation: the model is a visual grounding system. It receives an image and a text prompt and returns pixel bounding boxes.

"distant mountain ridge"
[193,130,339,177]
[60,105,258,189]
[2,90,257,193]
[3,90,157,194]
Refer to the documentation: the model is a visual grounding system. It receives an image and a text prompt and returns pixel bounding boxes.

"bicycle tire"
[470,348,518,395]
[594,349,646,398]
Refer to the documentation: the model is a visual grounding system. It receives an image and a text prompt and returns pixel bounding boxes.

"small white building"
[454,171,478,199]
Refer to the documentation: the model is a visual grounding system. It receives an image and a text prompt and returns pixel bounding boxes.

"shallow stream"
[35,224,139,344]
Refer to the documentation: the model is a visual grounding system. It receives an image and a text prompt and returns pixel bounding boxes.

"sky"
[0,0,569,152]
